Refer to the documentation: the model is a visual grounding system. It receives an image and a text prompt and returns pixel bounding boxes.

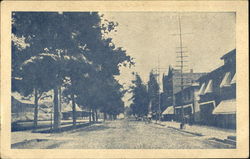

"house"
[61,102,90,120]
[11,92,91,122]
[11,92,52,122]
[197,49,236,129]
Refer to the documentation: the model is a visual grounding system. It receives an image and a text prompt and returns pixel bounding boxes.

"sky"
[12,12,236,107]
[101,12,235,106]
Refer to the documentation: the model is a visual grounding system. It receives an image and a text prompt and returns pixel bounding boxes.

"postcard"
[0,0,248,158]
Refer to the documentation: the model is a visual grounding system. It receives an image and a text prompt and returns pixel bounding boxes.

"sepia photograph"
[10,11,237,149]
[1,0,248,158]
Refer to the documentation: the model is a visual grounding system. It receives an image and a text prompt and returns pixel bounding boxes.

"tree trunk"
[53,87,60,130]
[91,109,95,122]
[33,88,39,129]
[59,86,62,118]
[95,109,98,122]
[104,112,107,121]
[71,93,77,126]
[89,109,92,123]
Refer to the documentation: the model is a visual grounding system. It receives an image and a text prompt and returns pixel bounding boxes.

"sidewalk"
[11,119,91,144]
[158,121,236,140]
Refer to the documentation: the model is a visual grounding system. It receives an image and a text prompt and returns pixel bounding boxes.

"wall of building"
[196,49,236,128]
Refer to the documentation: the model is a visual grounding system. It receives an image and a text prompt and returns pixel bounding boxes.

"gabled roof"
[197,63,235,82]
[12,92,83,112]
[175,84,200,95]
[12,92,33,105]
[220,49,236,60]
[197,49,236,82]
[197,64,224,82]
[61,102,82,112]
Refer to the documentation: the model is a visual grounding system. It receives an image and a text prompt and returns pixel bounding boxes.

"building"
[11,93,52,122]
[197,49,236,129]
[162,105,174,121]
[61,102,90,120]
[161,66,206,120]
[173,83,201,123]
[11,92,91,122]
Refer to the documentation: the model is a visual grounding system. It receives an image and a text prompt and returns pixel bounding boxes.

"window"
[204,80,213,94]
[198,83,206,95]
[220,72,231,87]
[230,73,236,84]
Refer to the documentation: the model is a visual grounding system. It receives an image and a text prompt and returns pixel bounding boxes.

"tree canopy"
[12,12,133,129]
[148,71,160,114]
[130,73,149,117]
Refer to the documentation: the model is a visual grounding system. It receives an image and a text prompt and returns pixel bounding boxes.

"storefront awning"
[175,104,192,109]
[199,100,215,106]
[162,106,174,115]
[175,104,193,113]
[213,99,236,115]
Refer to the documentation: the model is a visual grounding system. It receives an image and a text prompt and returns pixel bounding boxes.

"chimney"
[190,69,193,73]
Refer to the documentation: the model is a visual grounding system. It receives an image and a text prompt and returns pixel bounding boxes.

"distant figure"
[184,115,190,124]
[180,115,189,129]
[180,122,185,129]
[146,114,152,123]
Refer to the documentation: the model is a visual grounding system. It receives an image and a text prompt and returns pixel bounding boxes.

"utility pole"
[157,55,161,122]
[179,15,185,129]
[174,14,190,129]
[151,66,168,123]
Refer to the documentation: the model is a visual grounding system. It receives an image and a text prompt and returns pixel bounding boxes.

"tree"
[100,78,125,120]
[148,71,160,115]
[55,12,132,124]
[12,12,66,129]
[12,12,133,130]
[130,73,149,117]
[14,53,61,128]
[61,54,93,126]
[12,12,101,129]
[70,13,133,122]
[74,72,126,122]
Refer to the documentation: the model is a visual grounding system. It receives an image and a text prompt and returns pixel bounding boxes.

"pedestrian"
[147,114,152,123]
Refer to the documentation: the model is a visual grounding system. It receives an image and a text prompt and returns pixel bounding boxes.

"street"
[12,119,235,149]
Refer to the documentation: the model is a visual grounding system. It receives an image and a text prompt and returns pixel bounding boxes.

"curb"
[11,138,49,148]
[208,137,236,146]
[167,126,204,136]
[154,122,166,127]
[167,126,236,147]
[154,122,236,146]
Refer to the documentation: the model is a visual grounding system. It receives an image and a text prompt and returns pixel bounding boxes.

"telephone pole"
[157,55,161,122]
[178,15,185,129]
[152,63,167,123]
[174,14,190,129]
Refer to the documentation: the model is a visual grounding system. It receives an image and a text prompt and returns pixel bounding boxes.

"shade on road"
[12,119,234,149]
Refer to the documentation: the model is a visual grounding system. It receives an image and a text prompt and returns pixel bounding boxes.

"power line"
[171,14,190,129]
[157,55,161,122]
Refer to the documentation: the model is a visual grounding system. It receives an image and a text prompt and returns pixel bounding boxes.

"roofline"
[174,85,199,95]
[197,64,225,82]
[220,49,236,60]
